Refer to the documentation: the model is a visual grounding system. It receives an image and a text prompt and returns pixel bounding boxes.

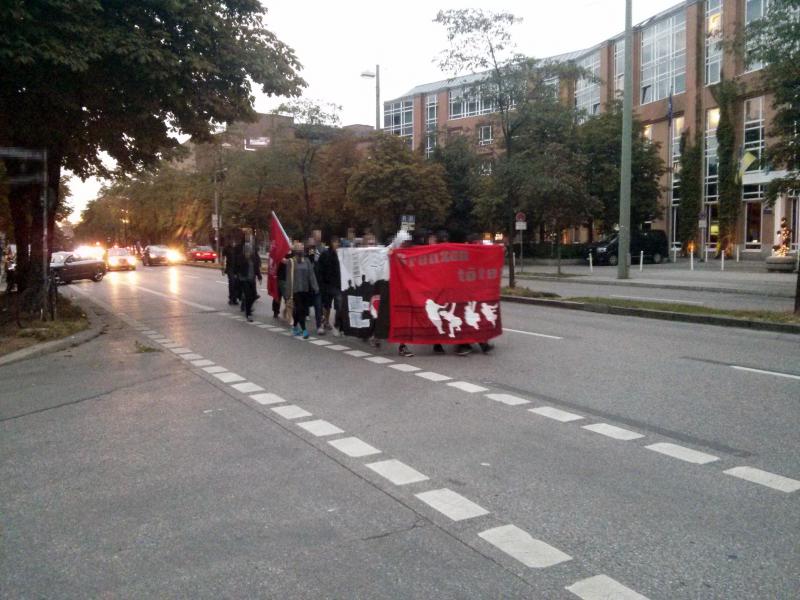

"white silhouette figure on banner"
[425,299,447,335]
[440,303,463,338]
[464,301,481,330]
[480,302,498,326]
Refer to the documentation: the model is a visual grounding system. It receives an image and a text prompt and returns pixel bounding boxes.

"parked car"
[106,247,137,271]
[51,251,106,283]
[588,230,669,266]
[142,245,184,266]
[187,245,217,263]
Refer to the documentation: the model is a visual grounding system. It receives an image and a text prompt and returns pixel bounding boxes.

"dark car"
[106,247,137,271]
[143,245,169,266]
[51,251,106,283]
[188,245,217,263]
[588,230,669,266]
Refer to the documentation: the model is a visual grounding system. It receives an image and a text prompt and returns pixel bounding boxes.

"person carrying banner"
[289,242,319,339]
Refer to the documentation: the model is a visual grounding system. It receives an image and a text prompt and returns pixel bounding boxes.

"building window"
[479,160,493,176]
[384,99,413,146]
[705,0,723,85]
[670,115,685,249]
[643,124,653,142]
[745,0,770,72]
[640,11,686,105]
[614,39,625,95]
[575,50,601,120]
[742,184,765,249]
[425,94,438,158]
[448,86,496,120]
[705,108,720,247]
[478,125,493,146]
[743,96,765,173]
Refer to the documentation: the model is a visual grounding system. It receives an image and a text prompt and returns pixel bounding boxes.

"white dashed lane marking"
[478,524,572,569]
[271,405,313,420]
[365,356,394,364]
[415,372,452,382]
[203,366,227,374]
[160,342,180,349]
[250,393,286,405]
[213,372,246,384]
[723,466,800,493]
[389,363,421,372]
[447,381,488,393]
[645,443,719,465]
[344,350,371,358]
[230,382,265,394]
[181,353,203,360]
[310,340,332,346]
[170,347,192,354]
[296,419,344,437]
[504,327,564,340]
[582,423,644,441]
[366,459,429,486]
[328,437,381,458]
[485,393,530,406]
[529,406,584,423]
[325,344,351,351]
[566,574,650,600]
[730,365,800,381]
[415,488,489,521]
[191,359,215,367]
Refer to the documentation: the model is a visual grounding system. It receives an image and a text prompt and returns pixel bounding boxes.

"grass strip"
[501,287,560,299]
[568,296,800,325]
[0,294,90,356]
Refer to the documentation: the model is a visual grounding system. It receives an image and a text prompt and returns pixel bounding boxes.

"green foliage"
[710,79,742,250]
[745,0,800,199]
[432,136,484,240]
[346,135,451,239]
[577,101,666,234]
[677,133,703,249]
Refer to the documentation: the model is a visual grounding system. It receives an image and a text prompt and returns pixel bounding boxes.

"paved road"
[2,264,798,599]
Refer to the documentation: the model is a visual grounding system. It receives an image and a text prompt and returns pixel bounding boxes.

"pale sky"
[66,0,682,221]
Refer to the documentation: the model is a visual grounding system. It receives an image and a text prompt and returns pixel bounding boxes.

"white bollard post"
[690,250,694,271]
[672,248,678,263]
[705,246,710,262]
[588,251,593,273]
[639,250,644,271]
[721,250,725,271]
[736,245,740,262]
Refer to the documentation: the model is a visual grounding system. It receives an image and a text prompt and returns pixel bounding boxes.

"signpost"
[400,214,415,232]
[515,212,527,272]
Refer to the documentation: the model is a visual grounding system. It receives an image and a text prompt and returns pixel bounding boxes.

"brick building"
[383,0,797,258]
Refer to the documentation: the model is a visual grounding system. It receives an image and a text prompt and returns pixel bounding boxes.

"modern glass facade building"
[383,0,796,257]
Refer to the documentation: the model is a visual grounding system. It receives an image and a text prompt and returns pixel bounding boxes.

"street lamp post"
[360,65,381,131]
[617,0,633,279]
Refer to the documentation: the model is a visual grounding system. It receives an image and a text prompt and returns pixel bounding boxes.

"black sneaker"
[455,344,472,356]
[398,344,415,358]
[433,344,445,355]
[246,315,254,322]
[479,342,494,354]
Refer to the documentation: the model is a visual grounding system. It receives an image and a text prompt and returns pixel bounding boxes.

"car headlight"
[597,247,607,253]
[167,250,183,262]
[108,257,119,266]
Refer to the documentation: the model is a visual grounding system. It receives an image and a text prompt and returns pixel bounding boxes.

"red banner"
[388,243,503,345]
[267,212,291,301]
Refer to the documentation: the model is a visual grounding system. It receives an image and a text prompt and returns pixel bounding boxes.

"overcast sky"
[66,0,682,222]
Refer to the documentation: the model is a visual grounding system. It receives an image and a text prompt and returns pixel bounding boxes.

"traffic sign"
[515,211,526,222]
[515,221,527,231]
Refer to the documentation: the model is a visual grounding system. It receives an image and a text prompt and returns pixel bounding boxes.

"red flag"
[388,243,503,344]
[268,212,291,301]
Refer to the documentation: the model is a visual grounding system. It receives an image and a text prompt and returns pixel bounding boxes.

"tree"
[347,135,451,240]
[744,0,800,312]
[432,136,485,241]
[435,9,579,287]
[317,133,367,237]
[577,102,666,237]
[677,133,703,252]
[710,79,742,254]
[274,100,341,233]
[0,0,304,308]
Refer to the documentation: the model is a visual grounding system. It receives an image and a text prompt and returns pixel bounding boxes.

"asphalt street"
[2,264,798,599]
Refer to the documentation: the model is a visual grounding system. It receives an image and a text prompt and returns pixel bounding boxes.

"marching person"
[289,241,318,339]
[222,236,240,305]
[318,235,342,335]
[236,242,262,322]
[306,237,324,335]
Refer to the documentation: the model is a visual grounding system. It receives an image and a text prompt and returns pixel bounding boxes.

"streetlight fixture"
[360,64,381,131]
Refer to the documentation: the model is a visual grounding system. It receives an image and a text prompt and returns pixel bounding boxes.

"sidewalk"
[508,260,798,298]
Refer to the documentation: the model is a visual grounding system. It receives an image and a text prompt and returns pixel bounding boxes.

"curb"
[0,302,106,368]
[500,294,800,335]
[512,275,796,299]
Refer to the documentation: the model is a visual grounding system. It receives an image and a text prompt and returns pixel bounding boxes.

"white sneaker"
[317,327,325,336]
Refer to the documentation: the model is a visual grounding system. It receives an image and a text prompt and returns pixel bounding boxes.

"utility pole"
[375,64,381,131]
[617,0,633,279]
[213,146,221,264]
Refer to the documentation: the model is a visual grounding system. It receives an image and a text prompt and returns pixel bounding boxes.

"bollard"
[690,250,694,271]
[588,251,593,273]
[736,246,740,262]
[639,250,644,271]
[705,246,710,262]
[672,248,678,263]
[721,250,725,271]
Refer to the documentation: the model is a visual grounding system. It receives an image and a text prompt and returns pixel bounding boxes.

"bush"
[511,242,588,259]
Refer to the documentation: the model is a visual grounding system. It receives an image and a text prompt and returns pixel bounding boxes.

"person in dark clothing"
[236,242,262,321]
[306,237,324,334]
[272,255,290,319]
[289,242,319,338]
[318,236,342,334]
[222,238,240,305]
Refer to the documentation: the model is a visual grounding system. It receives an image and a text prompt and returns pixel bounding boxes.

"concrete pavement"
[2,265,798,598]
